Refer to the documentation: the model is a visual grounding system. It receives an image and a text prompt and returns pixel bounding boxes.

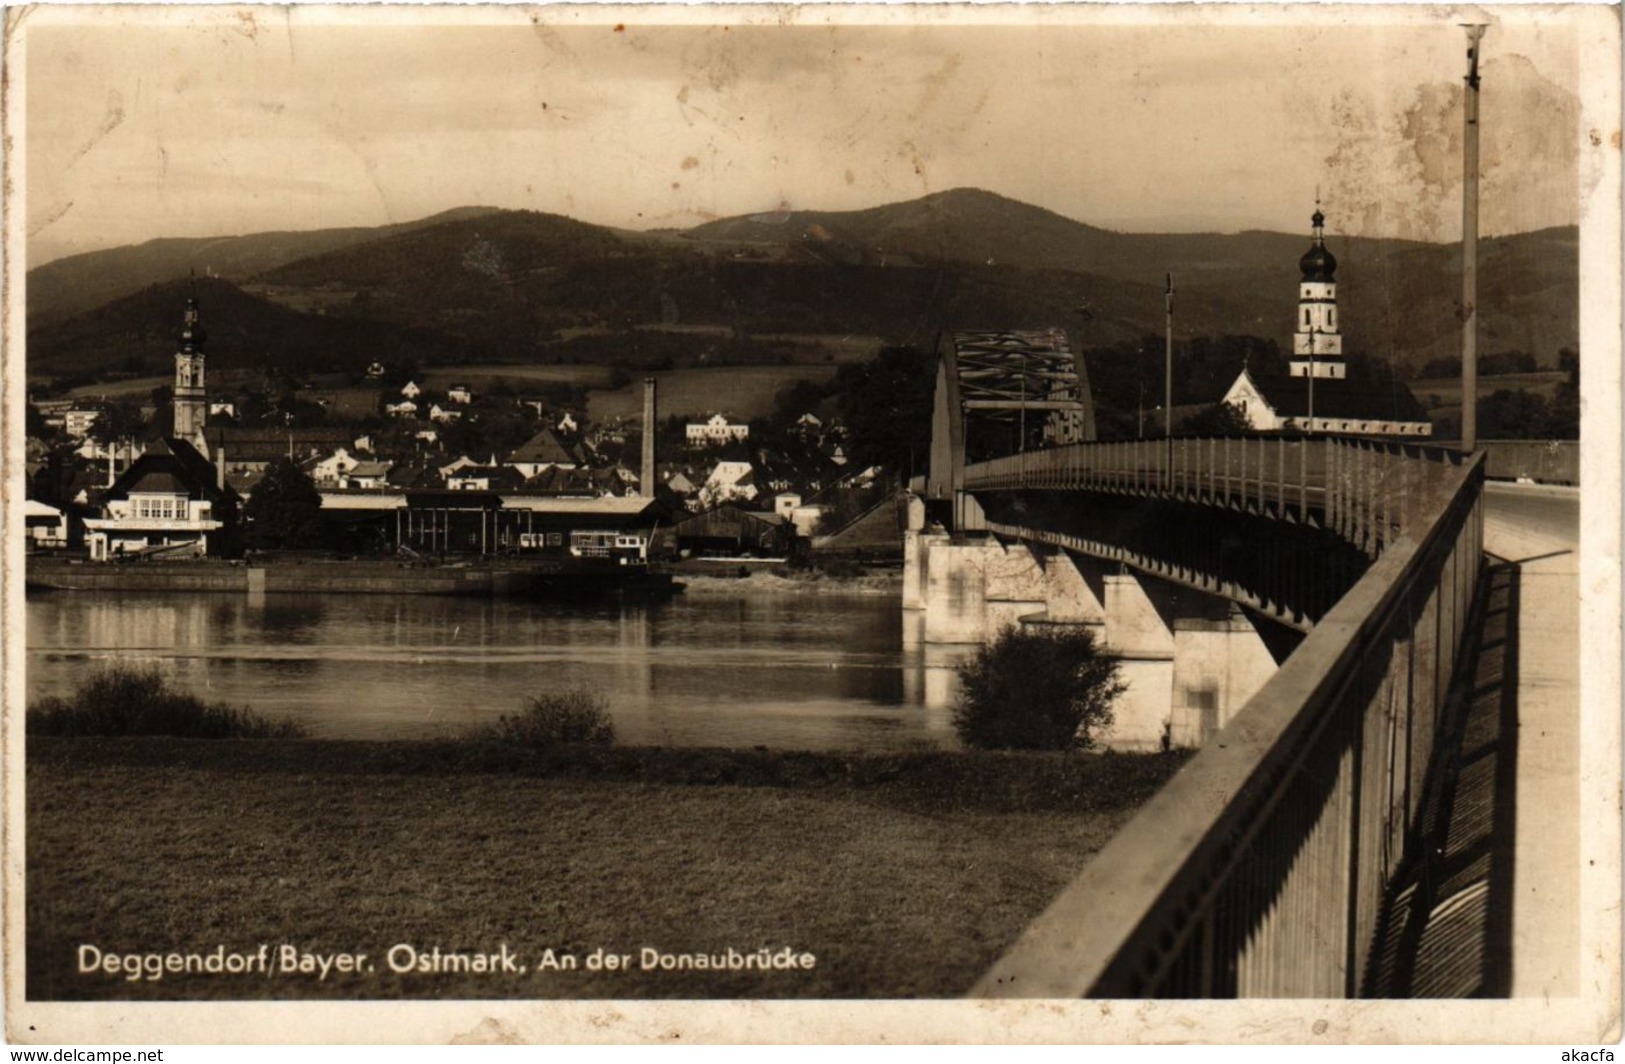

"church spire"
[172,290,209,449]
[1290,201,1344,380]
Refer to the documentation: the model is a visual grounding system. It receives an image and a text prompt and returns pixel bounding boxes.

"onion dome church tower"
[1289,204,1345,380]
[172,295,209,450]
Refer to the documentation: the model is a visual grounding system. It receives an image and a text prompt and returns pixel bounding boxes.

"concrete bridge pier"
[904,528,1282,750]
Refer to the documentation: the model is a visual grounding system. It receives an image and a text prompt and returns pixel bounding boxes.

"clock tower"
[1289,205,1345,380]
[172,296,209,449]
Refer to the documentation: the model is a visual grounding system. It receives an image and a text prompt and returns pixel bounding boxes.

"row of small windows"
[130,494,188,520]
[1300,307,1338,329]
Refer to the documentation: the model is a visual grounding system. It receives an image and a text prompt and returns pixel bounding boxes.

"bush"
[27,665,307,739]
[953,627,1125,751]
[474,688,616,747]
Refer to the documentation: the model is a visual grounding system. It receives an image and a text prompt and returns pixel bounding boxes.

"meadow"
[27,738,1186,1000]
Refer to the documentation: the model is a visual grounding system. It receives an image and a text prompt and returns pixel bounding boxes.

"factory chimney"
[641,377,657,497]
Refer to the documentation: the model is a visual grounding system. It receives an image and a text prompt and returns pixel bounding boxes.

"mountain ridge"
[26,188,1578,379]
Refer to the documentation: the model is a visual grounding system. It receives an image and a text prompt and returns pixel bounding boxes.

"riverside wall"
[24,558,654,597]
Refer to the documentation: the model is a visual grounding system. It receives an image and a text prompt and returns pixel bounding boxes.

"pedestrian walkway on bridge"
[1365,483,1578,997]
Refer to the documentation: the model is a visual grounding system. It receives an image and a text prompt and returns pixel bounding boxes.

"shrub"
[953,627,1125,751]
[27,664,306,739]
[475,688,616,747]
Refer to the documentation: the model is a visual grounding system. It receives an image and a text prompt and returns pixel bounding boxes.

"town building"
[686,413,750,446]
[24,500,70,550]
[670,504,791,557]
[63,408,102,439]
[82,436,238,560]
[204,426,367,476]
[698,460,758,508]
[505,428,580,478]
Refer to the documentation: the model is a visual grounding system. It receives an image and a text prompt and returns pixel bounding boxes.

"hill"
[26,207,503,326]
[685,189,1577,372]
[27,276,469,381]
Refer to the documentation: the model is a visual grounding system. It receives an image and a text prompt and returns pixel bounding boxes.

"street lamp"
[1461,23,1487,452]
[1164,273,1175,485]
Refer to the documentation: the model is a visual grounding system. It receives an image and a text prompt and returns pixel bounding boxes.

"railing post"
[1299,436,1309,521]
[1241,437,1249,510]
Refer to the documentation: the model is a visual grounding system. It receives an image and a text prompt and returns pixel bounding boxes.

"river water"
[26,589,972,751]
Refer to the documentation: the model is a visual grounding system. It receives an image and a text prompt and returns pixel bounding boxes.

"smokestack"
[216,447,227,492]
[641,377,657,497]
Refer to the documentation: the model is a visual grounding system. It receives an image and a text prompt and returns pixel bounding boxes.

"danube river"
[26,589,971,750]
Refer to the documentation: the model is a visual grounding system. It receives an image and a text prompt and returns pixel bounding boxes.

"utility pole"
[1164,273,1175,483]
[1461,24,1486,451]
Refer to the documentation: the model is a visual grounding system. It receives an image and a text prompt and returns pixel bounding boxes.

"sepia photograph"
[4,1,1619,1045]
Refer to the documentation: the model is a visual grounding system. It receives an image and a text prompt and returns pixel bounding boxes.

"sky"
[19,5,1590,268]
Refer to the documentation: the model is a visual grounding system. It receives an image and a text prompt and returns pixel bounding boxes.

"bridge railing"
[1434,438,1578,485]
[972,446,1486,998]
[963,435,1472,557]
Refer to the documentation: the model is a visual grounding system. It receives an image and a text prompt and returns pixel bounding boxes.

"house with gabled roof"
[82,437,239,560]
[504,428,580,478]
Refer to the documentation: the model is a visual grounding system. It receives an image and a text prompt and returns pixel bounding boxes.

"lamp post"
[1461,24,1487,452]
[1164,273,1175,485]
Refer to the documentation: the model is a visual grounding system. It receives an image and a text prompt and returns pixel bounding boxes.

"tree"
[833,345,936,478]
[953,627,1125,750]
[148,384,176,438]
[1178,401,1252,436]
[87,400,148,446]
[243,458,325,550]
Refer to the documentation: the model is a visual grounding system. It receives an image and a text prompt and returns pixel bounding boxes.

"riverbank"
[27,737,1187,1000]
[678,569,902,595]
[25,556,674,597]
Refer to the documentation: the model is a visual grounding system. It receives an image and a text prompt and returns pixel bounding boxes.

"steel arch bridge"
[913,327,1493,999]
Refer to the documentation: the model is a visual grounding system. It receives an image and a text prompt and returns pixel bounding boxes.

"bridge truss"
[925,328,1095,511]
[951,329,1094,448]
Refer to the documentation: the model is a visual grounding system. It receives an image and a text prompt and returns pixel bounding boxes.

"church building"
[1222,206,1431,437]
[82,295,239,560]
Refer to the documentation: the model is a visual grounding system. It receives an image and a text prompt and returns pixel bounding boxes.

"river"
[26,589,972,751]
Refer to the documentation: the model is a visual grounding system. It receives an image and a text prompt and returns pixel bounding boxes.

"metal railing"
[971,445,1486,998]
[964,435,1472,558]
[1475,439,1577,485]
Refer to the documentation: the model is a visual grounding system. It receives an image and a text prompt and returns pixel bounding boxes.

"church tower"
[1289,205,1345,380]
[172,295,208,449]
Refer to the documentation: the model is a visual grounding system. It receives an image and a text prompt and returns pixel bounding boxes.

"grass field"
[1410,371,1568,409]
[27,738,1185,1000]
[421,364,621,391]
[591,365,841,420]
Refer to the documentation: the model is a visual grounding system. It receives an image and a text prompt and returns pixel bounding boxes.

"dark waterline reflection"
[27,590,971,751]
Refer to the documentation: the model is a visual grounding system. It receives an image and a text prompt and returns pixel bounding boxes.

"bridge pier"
[904,525,1283,750]
[1171,603,1281,747]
